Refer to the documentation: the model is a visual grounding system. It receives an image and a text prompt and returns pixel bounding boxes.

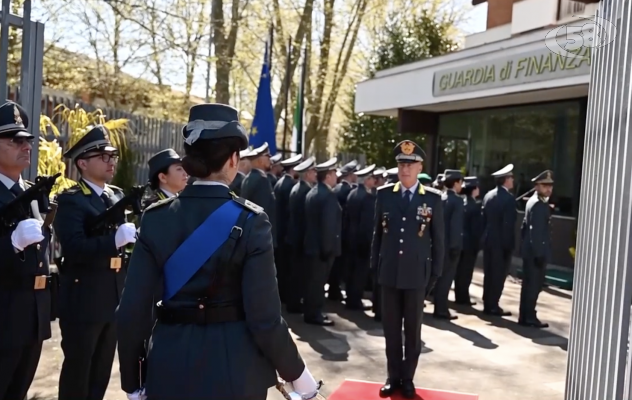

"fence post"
[564,1,632,399]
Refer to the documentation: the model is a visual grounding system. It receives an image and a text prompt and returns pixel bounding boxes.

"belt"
[156,305,245,325]
[0,275,50,291]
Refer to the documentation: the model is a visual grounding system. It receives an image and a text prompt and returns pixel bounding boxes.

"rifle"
[85,185,147,235]
[0,173,61,235]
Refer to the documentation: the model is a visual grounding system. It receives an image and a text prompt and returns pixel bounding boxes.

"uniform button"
[74,279,79,283]
[36,244,40,250]
[399,239,403,243]
[399,250,403,255]
[116,269,120,273]
[402,217,406,221]
[38,262,43,268]
[199,304,205,309]
[400,228,404,232]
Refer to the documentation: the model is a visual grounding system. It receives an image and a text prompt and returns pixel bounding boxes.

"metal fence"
[564,1,632,399]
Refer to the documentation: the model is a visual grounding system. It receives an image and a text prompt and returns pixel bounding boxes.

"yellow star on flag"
[251,126,258,135]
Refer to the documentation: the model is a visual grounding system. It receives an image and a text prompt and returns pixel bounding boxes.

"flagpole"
[281,36,292,157]
[268,25,274,70]
[297,43,307,155]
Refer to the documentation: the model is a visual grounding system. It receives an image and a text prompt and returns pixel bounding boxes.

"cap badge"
[545,171,551,180]
[401,141,414,155]
[13,105,22,125]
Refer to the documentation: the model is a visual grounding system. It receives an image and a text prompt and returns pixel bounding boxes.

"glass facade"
[437,100,583,217]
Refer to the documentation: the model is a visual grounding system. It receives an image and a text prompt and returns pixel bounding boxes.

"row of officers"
[0,99,554,400]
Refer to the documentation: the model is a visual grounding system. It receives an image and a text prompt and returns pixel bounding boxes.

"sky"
[29,0,488,99]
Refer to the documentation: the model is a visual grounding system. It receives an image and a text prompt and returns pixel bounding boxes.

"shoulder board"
[423,186,443,196]
[232,196,263,214]
[60,184,82,195]
[144,196,176,212]
[377,183,395,192]
[107,184,123,192]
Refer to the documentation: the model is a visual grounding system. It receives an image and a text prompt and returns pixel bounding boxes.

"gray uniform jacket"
[303,182,342,259]
[482,186,517,251]
[371,182,445,290]
[520,194,552,263]
[274,174,295,246]
[116,184,304,399]
[241,169,277,247]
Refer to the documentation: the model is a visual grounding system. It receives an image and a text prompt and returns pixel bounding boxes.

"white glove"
[115,223,137,248]
[11,218,44,252]
[292,366,319,397]
[126,389,146,400]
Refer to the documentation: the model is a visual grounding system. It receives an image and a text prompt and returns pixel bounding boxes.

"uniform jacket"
[443,189,464,253]
[520,194,552,263]
[371,182,445,290]
[0,180,52,348]
[346,184,375,256]
[482,186,517,251]
[333,181,352,244]
[142,189,170,210]
[229,171,245,196]
[241,169,277,247]
[274,174,295,246]
[303,182,342,259]
[463,195,484,252]
[53,180,127,323]
[267,173,278,188]
[116,184,304,398]
[287,180,311,251]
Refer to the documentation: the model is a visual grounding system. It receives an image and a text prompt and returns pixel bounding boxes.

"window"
[438,100,582,216]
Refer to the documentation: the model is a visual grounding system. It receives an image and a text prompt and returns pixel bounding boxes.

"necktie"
[10,183,23,196]
[402,190,411,207]
[100,193,112,208]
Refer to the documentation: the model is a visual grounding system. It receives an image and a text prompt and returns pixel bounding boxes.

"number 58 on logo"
[545,15,617,58]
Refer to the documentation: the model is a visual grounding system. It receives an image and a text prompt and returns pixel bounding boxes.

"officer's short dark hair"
[317,170,330,182]
[444,177,461,189]
[182,137,242,178]
[462,186,476,196]
[149,166,170,190]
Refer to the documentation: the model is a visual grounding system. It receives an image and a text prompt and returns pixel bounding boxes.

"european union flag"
[249,46,277,154]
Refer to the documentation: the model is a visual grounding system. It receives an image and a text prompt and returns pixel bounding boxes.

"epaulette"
[377,183,395,192]
[232,196,263,214]
[144,196,176,212]
[60,184,82,195]
[424,186,443,196]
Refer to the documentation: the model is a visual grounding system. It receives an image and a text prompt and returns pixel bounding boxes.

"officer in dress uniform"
[373,167,386,190]
[241,142,277,247]
[384,167,398,184]
[519,170,554,328]
[432,169,464,320]
[116,103,321,400]
[345,164,377,311]
[54,126,138,400]
[372,140,444,399]
[142,149,187,208]
[329,159,358,301]
[286,157,317,314]
[433,174,445,191]
[303,157,342,326]
[268,153,282,187]
[454,176,484,306]
[481,163,517,316]
[229,148,252,196]
[273,154,303,303]
[0,101,52,400]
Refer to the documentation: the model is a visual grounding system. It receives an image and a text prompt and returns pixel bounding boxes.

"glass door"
[436,136,470,175]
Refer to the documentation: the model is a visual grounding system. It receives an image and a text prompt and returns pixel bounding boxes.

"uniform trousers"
[0,342,42,400]
[304,256,334,320]
[454,249,479,303]
[274,245,290,303]
[519,257,547,320]
[327,252,347,299]
[346,255,371,307]
[286,246,306,311]
[147,392,268,400]
[433,251,461,314]
[372,271,382,318]
[482,247,512,310]
[58,320,117,400]
[381,286,425,380]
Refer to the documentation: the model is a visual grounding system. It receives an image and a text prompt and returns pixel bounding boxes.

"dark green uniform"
[230,171,245,195]
[242,168,277,247]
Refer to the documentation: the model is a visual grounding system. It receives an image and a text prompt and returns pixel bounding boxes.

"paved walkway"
[29,269,572,400]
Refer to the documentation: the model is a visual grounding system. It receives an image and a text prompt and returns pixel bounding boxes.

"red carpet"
[327,379,478,400]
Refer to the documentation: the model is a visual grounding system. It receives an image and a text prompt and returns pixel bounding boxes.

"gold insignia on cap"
[401,141,414,155]
[13,105,22,125]
[546,171,551,180]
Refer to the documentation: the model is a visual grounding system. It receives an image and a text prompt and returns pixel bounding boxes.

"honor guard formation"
[0,99,556,400]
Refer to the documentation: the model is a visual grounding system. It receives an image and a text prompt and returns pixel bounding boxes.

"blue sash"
[163,200,251,300]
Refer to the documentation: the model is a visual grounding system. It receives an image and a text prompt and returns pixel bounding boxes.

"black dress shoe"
[518,318,549,328]
[455,299,476,306]
[285,305,303,314]
[345,303,371,311]
[327,292,344,302]
[379,379,401,397]
[433,312,458,320]
[401,379,416,399]
[484,307,511,317]
[304,316,335,326]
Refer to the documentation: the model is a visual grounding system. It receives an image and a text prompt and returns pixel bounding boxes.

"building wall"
[487,0,515,29]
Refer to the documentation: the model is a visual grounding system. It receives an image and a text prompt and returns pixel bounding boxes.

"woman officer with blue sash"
[116,103,321,400]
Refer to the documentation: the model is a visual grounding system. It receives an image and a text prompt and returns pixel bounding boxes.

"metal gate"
[0,0,44,181]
